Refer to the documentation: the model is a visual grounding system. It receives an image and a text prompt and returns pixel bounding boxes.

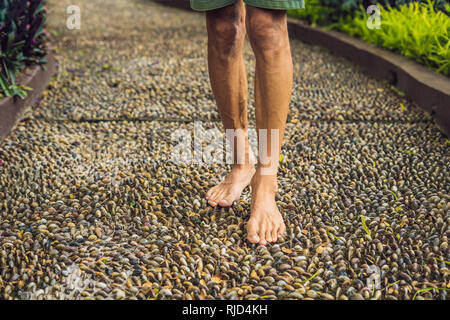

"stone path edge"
[153,0,450,136]
[0,46,58,141]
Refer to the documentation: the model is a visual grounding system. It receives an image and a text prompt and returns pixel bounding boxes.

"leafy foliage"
[341,1,450,75]
[289,0,450,76]
[0,0,48,99]
[383,0,448,13]
[289,0,449,25]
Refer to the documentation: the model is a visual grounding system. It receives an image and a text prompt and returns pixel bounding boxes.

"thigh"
[244,0,305,10]
[191,0,238,11]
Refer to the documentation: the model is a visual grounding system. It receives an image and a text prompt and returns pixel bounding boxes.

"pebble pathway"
[0,0,448,300]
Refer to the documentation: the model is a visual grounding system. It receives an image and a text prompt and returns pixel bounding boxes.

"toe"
[205,188,213,200]
[277,223,286,237]
[258,225,267,245]
[248,234,260,244]
[208,188,222,207]
[208,195,218,206]
[247,219,260,244]
[218,192,237,207]
[206,186,218,200]
[271,228,278,243]
[206,185,220,200]
[266,229,273,243]
[213,189,226,204]
[208,200,217,207]
[218,199,231,207]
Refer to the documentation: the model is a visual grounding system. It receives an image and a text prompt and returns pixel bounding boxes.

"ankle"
[232,150,256,167]
[252,170,278,193]
[232,163,255,171]
[255,162,279,176]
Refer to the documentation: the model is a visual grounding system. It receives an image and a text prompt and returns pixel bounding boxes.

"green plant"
[384,0,449,14]
[0,0,48,99]
[289,0,450,76]
[340,1,450,75]
[288,0,449,25]
[288,0,332,26]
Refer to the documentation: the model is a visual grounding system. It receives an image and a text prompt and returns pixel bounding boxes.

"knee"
[246,11,287,58]
[207,13,245,57]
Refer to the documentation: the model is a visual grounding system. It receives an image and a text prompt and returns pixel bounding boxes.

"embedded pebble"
[0,0,447,301]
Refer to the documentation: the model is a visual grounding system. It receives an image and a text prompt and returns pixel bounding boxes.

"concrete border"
[0,47,58,140]
[152,0,450,135]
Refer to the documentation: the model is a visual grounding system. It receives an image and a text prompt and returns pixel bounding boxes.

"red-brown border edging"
[0,47,58,140]
[153,0,450,136]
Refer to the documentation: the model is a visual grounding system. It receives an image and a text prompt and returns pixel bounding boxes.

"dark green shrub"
[0,0,48,98]
[383,0,448,13]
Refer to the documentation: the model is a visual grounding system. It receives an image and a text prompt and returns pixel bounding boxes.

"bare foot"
[246,170,286,245]
[205,163,255,207]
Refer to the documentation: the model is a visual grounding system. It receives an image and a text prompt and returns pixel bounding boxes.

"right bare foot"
[246,169,286,245]
[205,163,255,207]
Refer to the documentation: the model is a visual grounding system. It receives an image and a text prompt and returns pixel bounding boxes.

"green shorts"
[190,0,305,11]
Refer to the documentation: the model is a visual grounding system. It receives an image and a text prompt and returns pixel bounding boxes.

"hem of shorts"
[190,0,237,11]
[244,0,305,10]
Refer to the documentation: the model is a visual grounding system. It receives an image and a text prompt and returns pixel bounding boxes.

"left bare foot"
[205,163,255,207]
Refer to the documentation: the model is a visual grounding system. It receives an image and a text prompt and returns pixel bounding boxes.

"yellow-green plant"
[288,0,449,25]
[340,1,449,75]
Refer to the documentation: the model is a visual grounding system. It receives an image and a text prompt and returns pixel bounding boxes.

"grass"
[360,215,371,237]
[413,287,450,300]
[391,191,398,201]
[326,230,342,241]
[433,257,450,265]
[300,269,320,283]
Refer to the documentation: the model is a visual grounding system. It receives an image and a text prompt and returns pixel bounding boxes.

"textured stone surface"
[0,0,448,300]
